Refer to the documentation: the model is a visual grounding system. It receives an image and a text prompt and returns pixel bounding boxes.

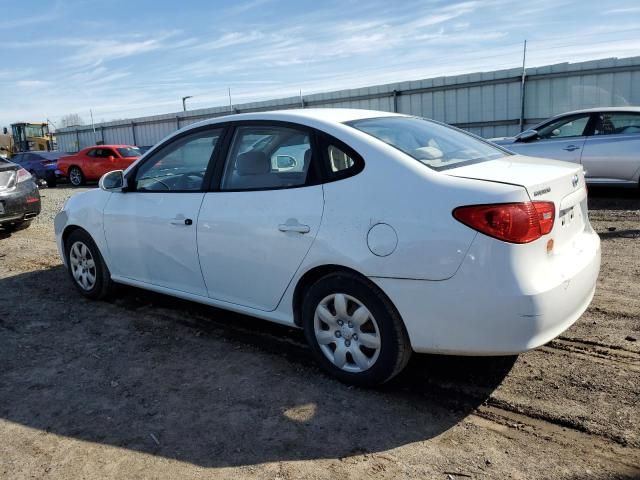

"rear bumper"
[0,181,41,225]
[372,230,601,355]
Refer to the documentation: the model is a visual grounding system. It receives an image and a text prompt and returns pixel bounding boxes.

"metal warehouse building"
[56,55,640,152]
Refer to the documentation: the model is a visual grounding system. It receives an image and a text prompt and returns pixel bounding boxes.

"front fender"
[55,189,112,270]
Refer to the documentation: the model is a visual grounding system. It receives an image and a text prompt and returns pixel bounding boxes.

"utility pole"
[228,88,233,112]
[519,40,527,132]
[182,95,193,112]
[90,109,97,144]
[299,89,304,108]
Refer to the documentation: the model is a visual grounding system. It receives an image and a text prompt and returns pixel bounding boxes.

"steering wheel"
[176,171,205,190]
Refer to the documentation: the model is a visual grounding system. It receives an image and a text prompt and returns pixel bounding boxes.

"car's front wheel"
[302,272,412,386]
[65,229,114,299]
[68,166,85,187]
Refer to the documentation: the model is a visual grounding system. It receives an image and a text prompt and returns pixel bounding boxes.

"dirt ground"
[0,185,638,480]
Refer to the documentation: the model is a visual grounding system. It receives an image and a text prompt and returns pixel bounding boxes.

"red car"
[58,145,142,186]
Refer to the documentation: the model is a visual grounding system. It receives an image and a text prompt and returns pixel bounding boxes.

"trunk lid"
[445,155,588,250]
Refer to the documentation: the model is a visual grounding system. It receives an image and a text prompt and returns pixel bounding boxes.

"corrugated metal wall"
[56,56,640,152]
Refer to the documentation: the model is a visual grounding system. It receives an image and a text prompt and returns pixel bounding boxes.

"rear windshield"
[346,116,507,171]
[118,147,142,157]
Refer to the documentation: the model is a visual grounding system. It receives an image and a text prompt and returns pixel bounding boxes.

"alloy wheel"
[69,168,82,186]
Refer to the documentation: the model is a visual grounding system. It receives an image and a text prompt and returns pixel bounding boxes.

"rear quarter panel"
[296,124,531,281]
[57,154,78,176]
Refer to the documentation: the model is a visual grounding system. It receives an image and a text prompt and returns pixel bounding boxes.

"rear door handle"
[278,223,310,234]
[563,145,580,151]
[170,216,193,226]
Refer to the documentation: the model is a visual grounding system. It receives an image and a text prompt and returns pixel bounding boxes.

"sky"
[1,0,639,128]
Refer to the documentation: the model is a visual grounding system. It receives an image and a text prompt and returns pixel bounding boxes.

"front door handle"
[278,223,310,234]
[563,145,580,151]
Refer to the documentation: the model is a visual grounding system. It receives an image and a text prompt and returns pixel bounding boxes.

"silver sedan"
[490,107,640,188]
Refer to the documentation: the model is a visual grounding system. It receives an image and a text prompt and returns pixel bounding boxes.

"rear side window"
[347,116,504,171]
[593,112,640,136]
[328,145,355,172]
[221,125,312,191]
[118,147,142,157]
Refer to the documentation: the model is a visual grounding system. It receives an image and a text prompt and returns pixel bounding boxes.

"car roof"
[84,144,136,149]
[552,106,640,116]
[30,151,67,159]
[188,108,405,130]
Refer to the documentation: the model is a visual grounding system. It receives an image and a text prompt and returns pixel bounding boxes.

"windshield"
[347,116,507,171]
[118,147,142,157]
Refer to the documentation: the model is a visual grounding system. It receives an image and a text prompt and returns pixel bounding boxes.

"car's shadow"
[587,185,639,211]
[0,266,515,468]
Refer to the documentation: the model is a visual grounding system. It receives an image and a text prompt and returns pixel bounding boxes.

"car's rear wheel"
[68,166,85,187]
[302,272,411,387]
[65,229,113,299]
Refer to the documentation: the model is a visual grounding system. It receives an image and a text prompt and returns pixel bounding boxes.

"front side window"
[134,128,222,192]
[347,116,505,171]
[537,114,590,139]
[593,112,640,136]
[221,125,311,190]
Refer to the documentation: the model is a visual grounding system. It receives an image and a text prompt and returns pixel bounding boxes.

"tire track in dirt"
[543,337,640,372]
[469,406,640,475]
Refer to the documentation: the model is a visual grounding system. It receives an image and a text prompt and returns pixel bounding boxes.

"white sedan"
[55,109,601,386]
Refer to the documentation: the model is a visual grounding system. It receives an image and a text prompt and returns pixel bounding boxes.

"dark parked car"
[0,157,41,232]
[10,151,67,187]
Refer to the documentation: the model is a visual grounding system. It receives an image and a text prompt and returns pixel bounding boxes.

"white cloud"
[16,80,51,88]
[605,7,640,14]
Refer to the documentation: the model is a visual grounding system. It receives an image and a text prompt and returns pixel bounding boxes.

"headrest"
[236,151,270,175]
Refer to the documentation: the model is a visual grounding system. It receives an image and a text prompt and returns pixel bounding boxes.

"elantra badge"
[533,187,551,197]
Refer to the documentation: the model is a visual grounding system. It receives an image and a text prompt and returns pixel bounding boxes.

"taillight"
[453,201,555,244]
[16,168,32,183]
[533,201,555,235]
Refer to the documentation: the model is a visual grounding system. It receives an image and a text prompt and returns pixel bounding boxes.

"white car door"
[580,111,640,183]
[197,123,323,311]
[103,127,224,296]
[508,113,591,164]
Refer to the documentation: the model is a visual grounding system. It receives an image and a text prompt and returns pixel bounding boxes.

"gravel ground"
[0,185,638,479]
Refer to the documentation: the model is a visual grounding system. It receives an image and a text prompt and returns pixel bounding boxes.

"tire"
[302,271,412,387]
[65,229,114,300]
[46,178,57,188]
[68,166,85,187]
[3,220,31,232]
[29,170,44,187]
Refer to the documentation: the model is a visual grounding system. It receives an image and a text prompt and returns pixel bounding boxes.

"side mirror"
[276,155,297,169]
[99,170,124,191]
[517,129,538,142]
